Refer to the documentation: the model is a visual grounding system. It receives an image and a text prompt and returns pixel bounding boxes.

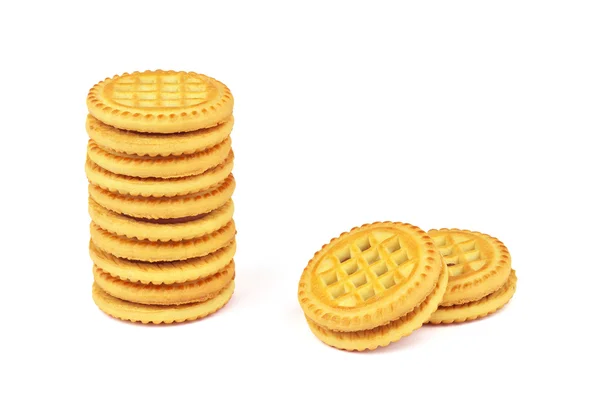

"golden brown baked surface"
[298,222,442,332]
[87,70,233,133]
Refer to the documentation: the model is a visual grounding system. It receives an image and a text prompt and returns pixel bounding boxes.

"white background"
[1,1,598,399]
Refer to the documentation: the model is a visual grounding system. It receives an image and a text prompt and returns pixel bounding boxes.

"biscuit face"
[429,269,516,324]
[93,261,234,305]
[298,222,443,332]
[90,220,236,262]
[85,152,234,198]
[428,229,512,306]
[87,137,231,178]
[86,114,234,156]
[307,260,448,351]
[89,240,236,284]
[88,174,235,219]
[88,197,234,242]
[87,70,233,133]
[92,281,235,324]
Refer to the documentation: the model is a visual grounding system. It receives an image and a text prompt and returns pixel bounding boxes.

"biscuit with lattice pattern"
[298,222,443,332]
[92,281,235,324]
[87,70,233,133]
[88,174,235,219]
[428,228,511,306]
[86,114,234,156]
[93,261,234,305]
[306,258,448,351]
[85,152,234,198]
[90,220,235,262]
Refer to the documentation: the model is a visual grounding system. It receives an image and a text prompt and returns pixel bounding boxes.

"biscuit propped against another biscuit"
[298,221,446,351]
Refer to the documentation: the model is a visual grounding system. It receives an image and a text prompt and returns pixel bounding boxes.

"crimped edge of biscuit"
[92,281,235,324]
[85,114,234,156]
[88,197,234,242]
[84,151,234,198]
[87,136,231,178]
[428,269,517,324]
[90,220,236,262]
[88,174,235,219]
[93,260,235,305]
[89,240,236,284]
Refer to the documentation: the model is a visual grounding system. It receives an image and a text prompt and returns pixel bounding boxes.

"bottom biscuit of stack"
[88,191,237,324]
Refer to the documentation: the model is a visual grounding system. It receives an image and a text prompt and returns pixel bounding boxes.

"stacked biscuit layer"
[85,70,236,324]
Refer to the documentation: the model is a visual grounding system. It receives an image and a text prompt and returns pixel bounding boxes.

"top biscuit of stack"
[87,70,233,133]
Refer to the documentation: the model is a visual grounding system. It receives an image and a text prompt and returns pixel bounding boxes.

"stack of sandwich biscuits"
[86,70,237,324]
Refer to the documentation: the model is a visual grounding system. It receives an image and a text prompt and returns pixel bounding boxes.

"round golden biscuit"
[306,259,448,351]
[87,70,233,133]
[89,240,236,284]
[93,261,235,305]
[298,222,443,332]
[428,228,512,306]
[429,269,517,324]
[90,220,236,262]
[92,281,235,324]
[86,137,231,178]
[88,197,234,242]
[84,152,234,198]
[88,174,235,219]
[86,114,234,156]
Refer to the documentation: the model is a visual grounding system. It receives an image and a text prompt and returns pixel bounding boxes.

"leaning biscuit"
[92,281,235,324]
[90,220,236,262]
[88,174,235,219]
[429,269,516,324]
[428,228,512,306]
[86,114,234,156]
[298,222,443,333]
[87,137,231,178]
[84,152,234,198]
[88,197,234,242]
[89,240,236,284]
[93,261,235,305]
[87,70,233,133]
[307,260,448,351]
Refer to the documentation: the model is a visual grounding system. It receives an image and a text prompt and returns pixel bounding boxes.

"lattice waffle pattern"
[87,70,233,133]
[429,228,512,306]
[317,233,418,308]
[85,71,237,324]
[299,222,445,351]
